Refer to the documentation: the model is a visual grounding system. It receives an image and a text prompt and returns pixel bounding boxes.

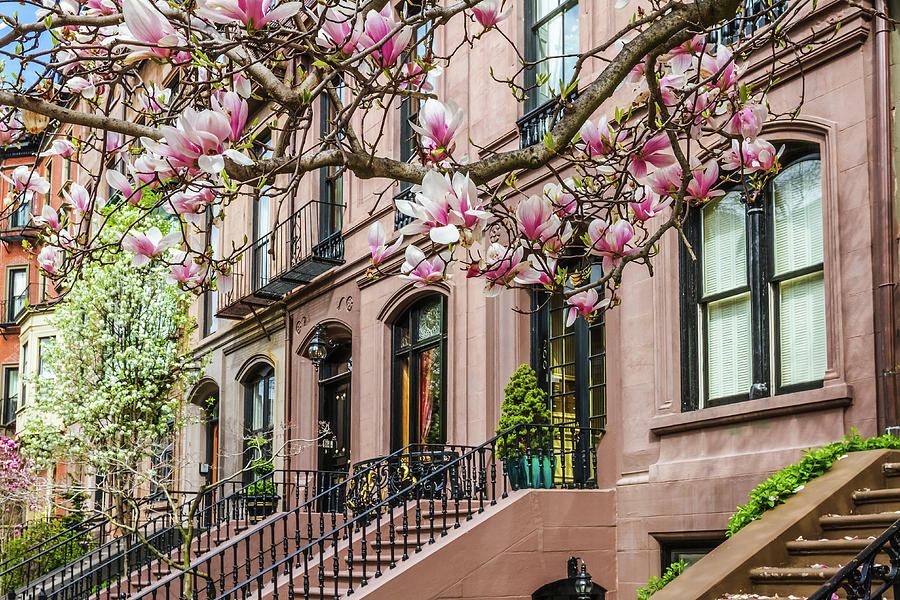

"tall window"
[680,144,825,409]
[2,366,18,425]
[6,267,28,324]
[525,0,579,109]
[38,336,55,376]
[203,206,220,336]
[397,0,429,189]
[392,295,447,449]
[252,134,272,291]
[8,195,31,228]
[319,90,343,243]
[532,266,606,430]
[20,342,27,408]
[244,364,275,476]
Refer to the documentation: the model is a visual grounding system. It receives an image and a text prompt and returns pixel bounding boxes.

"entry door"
[318,376,351,474]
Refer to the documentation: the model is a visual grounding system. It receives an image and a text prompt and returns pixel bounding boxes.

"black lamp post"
[568,557,601,600]
[304,325,330,370]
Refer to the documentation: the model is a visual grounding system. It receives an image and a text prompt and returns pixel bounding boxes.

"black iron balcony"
[0,203,38,242]
[710,0,786,45]
[393,187,415,231]
[516,90,579,150]
[216,200,345,319]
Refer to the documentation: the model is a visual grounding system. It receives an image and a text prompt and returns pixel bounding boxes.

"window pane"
[416,298,442,342]
[417,346,442,444]
[535,15,563,105]
[773,159,823,276]
[779,271,826,386]
[706,292,752,400]
[562,4,579,81]
[534,0,563,21]
[4,367,17,424]
[703,191,747,296]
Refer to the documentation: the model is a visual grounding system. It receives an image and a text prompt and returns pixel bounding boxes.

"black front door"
[318,375,351,474]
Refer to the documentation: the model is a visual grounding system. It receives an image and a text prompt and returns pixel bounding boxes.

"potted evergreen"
[496,365,554,490]
[244,458,280,522]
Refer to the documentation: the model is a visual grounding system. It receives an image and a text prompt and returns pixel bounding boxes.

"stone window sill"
[649,383,853,436]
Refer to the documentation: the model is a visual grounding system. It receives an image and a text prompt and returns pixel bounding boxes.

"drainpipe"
[872,0,897,431]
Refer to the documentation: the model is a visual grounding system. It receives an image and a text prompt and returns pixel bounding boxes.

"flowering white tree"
[0,0,862,318]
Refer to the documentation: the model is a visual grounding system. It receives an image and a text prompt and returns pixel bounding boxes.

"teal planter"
[505,455,555,490]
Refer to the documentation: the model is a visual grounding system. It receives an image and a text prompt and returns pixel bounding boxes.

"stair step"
[750,565,889,597]
[851,488,900,513]
[819,511,900,536]
[882,462,900,477]
[292,586,351,598]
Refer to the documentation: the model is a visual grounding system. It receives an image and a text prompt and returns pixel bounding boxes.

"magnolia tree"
[0,437,37,532]
[0,0,845,319]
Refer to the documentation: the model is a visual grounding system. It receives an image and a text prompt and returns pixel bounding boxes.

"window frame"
[202,206,220,337]
[679,143,824,410]
[6,266,28,324]
[2,365,18,426]
[524,0,580,112]
[390,295,449,450]
[319,90,344,241]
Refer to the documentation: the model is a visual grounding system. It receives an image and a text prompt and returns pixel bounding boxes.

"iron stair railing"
[808,516,900,600]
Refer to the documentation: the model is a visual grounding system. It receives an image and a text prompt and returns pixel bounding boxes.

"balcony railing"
[216,200,345,319]
[516,90,579,150]
[0,203,38,242]
[394,187,415,231]
[710,0,786,45]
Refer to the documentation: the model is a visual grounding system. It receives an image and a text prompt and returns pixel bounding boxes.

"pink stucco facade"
[180,0,896,597]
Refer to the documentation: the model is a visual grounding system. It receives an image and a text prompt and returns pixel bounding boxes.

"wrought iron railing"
[808,516,900,600]
[393,187,415,231]
[8,469,345,600]
[516,91,580,150]
[217,200,344,316]
[709,0,787,45]
[126,423,601,600]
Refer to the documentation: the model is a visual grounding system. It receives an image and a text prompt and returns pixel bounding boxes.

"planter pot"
[504,455,555,490]
[245,495,280,522]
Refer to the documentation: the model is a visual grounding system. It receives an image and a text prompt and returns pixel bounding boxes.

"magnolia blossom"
[34,205,63,232]
[700,45,738,90]
[723,138,778,172]
[197,0,301,29]
[121,227,180,267]
[0,117,21,145]
[213,91,249,142]
[317,7,360,54]
[645,164,682,197]
[368,222,404,266]
[480,243,528,297]
[37,246,63,275]
[164,187,215,226]
[515,255,557,286]
[447,172,491,245]
[664,35,705,73]
[142,108,234,174]
[630,189,672,221]
[234,73,252,98]
[544,181,577,217]
[120,0,186,62]
[410,99,464,160]
[587,219,637,271]
[565,289,608,327]
[399,244,447,287]
[580,116,617,158]
[628,134,676,178]
[137,84,172,113]
[166,253,207,287]
[63,76,100,99]
[516,194,560,243]
[358,6,411,67]
[4,166,50,199]
[396,170,457,243]
[726,103,768,139]
[399,62,432,92]
[686,162,726,203]
[41,139,76,158]
[106,170,141,204]
[63,183,95,217]
[471,0,510,28]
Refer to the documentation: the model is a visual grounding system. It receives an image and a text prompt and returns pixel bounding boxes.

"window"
[6,267,28,324]
[392,295,447,449]
[711,0,786,45]
[319,90,343,243]
[244,364,275,477]
[20,342,27,408]
[2,366,18,425]
[525,0,579,109]
[203,206,220,337]
[38,336,55,376]
[8,195,31,229]
[252,134,272,291]
[680,144,825,409]
[658,536,725,570]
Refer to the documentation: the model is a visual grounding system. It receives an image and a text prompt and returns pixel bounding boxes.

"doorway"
[317,338,351,475]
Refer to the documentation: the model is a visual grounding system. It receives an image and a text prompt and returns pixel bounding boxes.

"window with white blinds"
[681,145,826,409]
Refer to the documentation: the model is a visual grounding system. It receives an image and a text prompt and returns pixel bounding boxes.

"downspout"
[872,0,897,431]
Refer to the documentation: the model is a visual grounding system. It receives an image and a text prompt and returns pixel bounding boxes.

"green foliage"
[249,459,274,476]
[727,430,900,537]
[0,519,95,592]
[245,480,277,497]
[495,365,551,459]
[635,560,688,600]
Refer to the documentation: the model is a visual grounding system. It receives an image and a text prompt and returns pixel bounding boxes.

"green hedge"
[0,519,95,592]
[636,561,687,600]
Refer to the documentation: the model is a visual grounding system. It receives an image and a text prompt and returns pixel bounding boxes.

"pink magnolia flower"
[516,194,560,243]
[37,246,63,275]
[580,116,617,158]
[399,244,447,287]
[0,117,22,146]
[399,62,433,92]
[317,7,360,55]
[645,163,683,197]
[234,73,252,98]
[165,253,207,287]
[586,218,637,271]
[4,166,50,199]
[542,221,574,256]
[63,183,95,217]
[664,35,705,73]
[723,138,778,172]
[105,170,141,204]
[685,90,712,137]
[121,227,180,267]
[85,0,119,16]
[481,243,528,296]
[164,187,215,226]
[544,181,577,217]
[368,222,404,266]
[686,162,726,203]
[120,0,186,63]
[197,0,301,29]
[471,0,511,28]
[62,76,100,99]
[410,99,463,158]
[629,134,676,178]
[34,205,62,232]
[447,172,491,244]
[565,289,608,327]
[40,139,76,158]
[213,91,249,142]
[700,45,738,90]
[630,189,672,221]
[137,84,172,113]
[396,170,458,244]
[726,103,768,139]
[358,5,411,67]
[143,108,233,174]
[515,254,557,286]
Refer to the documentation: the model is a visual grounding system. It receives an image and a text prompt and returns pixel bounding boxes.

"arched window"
[391,295,447,450]
[243,364,275,476]
[680,143,825,409]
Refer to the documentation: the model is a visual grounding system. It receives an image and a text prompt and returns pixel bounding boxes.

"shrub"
[0,518,95,592]
[636,560,688,600]
[495,365,552,459]
[245,480,277,497]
